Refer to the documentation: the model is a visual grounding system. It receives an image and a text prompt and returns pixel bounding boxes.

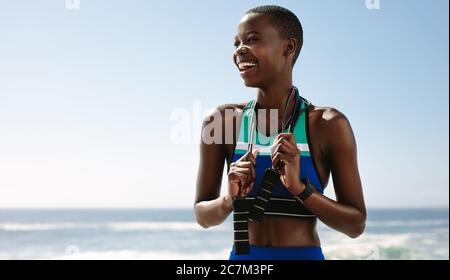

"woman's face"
[233,13,289,88]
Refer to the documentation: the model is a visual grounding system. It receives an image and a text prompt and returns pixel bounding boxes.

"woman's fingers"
[270,138,283,155]
[232,161,256,181]
[239,150,256,165]
[272,134,298,155]
[251,149,259,162]
[230,166,255,187]
[272,151,296,169]
[280,137,300,153]
[233,149,258,180]
[229,170,249,195]
[243,182,254,196]
[271,141,299,163]
[273,141,299,157]
[233,167,251,177]
[229,170,247,182]
[229,149,259,197]
[233,161,254,168]
[275,133,296,145]
[231,162,253,174]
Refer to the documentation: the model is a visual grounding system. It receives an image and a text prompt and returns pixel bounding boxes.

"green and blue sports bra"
[231,89,324,218]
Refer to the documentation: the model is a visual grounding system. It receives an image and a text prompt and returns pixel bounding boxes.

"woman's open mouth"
[238,61,258,76]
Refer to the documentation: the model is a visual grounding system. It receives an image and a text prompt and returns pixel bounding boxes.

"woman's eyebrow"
[235,30,261,40]
[245,30,260,35]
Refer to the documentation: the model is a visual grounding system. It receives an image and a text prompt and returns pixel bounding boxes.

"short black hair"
[245,5,303,66]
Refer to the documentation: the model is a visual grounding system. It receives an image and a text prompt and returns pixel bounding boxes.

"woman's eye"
[248,37,258,43]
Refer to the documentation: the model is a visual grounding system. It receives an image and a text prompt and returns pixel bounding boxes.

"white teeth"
[238,62,258,70]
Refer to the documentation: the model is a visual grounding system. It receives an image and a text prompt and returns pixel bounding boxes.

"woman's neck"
[254,81,297,136]
[256,82,292,107]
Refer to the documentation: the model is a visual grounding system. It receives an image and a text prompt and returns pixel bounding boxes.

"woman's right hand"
[227,149,259,199]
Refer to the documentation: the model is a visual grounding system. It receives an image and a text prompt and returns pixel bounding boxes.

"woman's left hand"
[270,133,304,195]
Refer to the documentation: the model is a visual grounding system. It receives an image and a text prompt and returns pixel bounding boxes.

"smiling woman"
[194,5,366,260]
[231,10,301,86]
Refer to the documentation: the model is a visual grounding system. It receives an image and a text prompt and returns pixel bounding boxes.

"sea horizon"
[0,206,448,210]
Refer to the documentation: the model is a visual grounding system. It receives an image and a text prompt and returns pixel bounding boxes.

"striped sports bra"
[231,89,324,218]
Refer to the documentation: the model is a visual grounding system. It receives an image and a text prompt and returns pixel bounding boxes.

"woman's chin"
[242,79,259,88]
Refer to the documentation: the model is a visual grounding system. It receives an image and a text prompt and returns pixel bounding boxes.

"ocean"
[0,208,448,260]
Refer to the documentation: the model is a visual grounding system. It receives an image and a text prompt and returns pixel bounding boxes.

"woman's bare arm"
[298,109,366,238]
[194,106,235,228]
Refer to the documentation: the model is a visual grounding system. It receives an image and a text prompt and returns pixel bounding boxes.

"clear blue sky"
[0,0,448,208]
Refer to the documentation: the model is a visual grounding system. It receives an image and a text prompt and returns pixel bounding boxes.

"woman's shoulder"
[309,105,347,123]
[309,104,355,148]
[202,102,248,124]
[201,102,248,145]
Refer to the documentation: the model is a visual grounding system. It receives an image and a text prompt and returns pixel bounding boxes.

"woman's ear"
[284,37,297,58]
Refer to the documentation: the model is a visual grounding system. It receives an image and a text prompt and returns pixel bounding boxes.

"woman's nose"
[235,45,248,55]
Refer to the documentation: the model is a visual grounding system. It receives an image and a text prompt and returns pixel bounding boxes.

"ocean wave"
[366,219,449,228]
[0,249,231,260]
[56,249,232,260]
[0,222,230,232]
[6,219,445,233]
[108,222,228,232]
[320,231,449,260]
[0,223,86,231]
[0,230,447,260]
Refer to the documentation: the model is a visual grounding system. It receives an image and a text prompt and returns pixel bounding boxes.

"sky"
[0,0,448,208]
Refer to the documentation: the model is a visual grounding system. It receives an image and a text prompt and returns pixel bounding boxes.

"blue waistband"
[229,244,325,260]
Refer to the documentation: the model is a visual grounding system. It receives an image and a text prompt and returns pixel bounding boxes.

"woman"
[194,5,366,260]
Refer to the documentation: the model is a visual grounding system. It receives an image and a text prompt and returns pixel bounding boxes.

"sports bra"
[231,88,324,218]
